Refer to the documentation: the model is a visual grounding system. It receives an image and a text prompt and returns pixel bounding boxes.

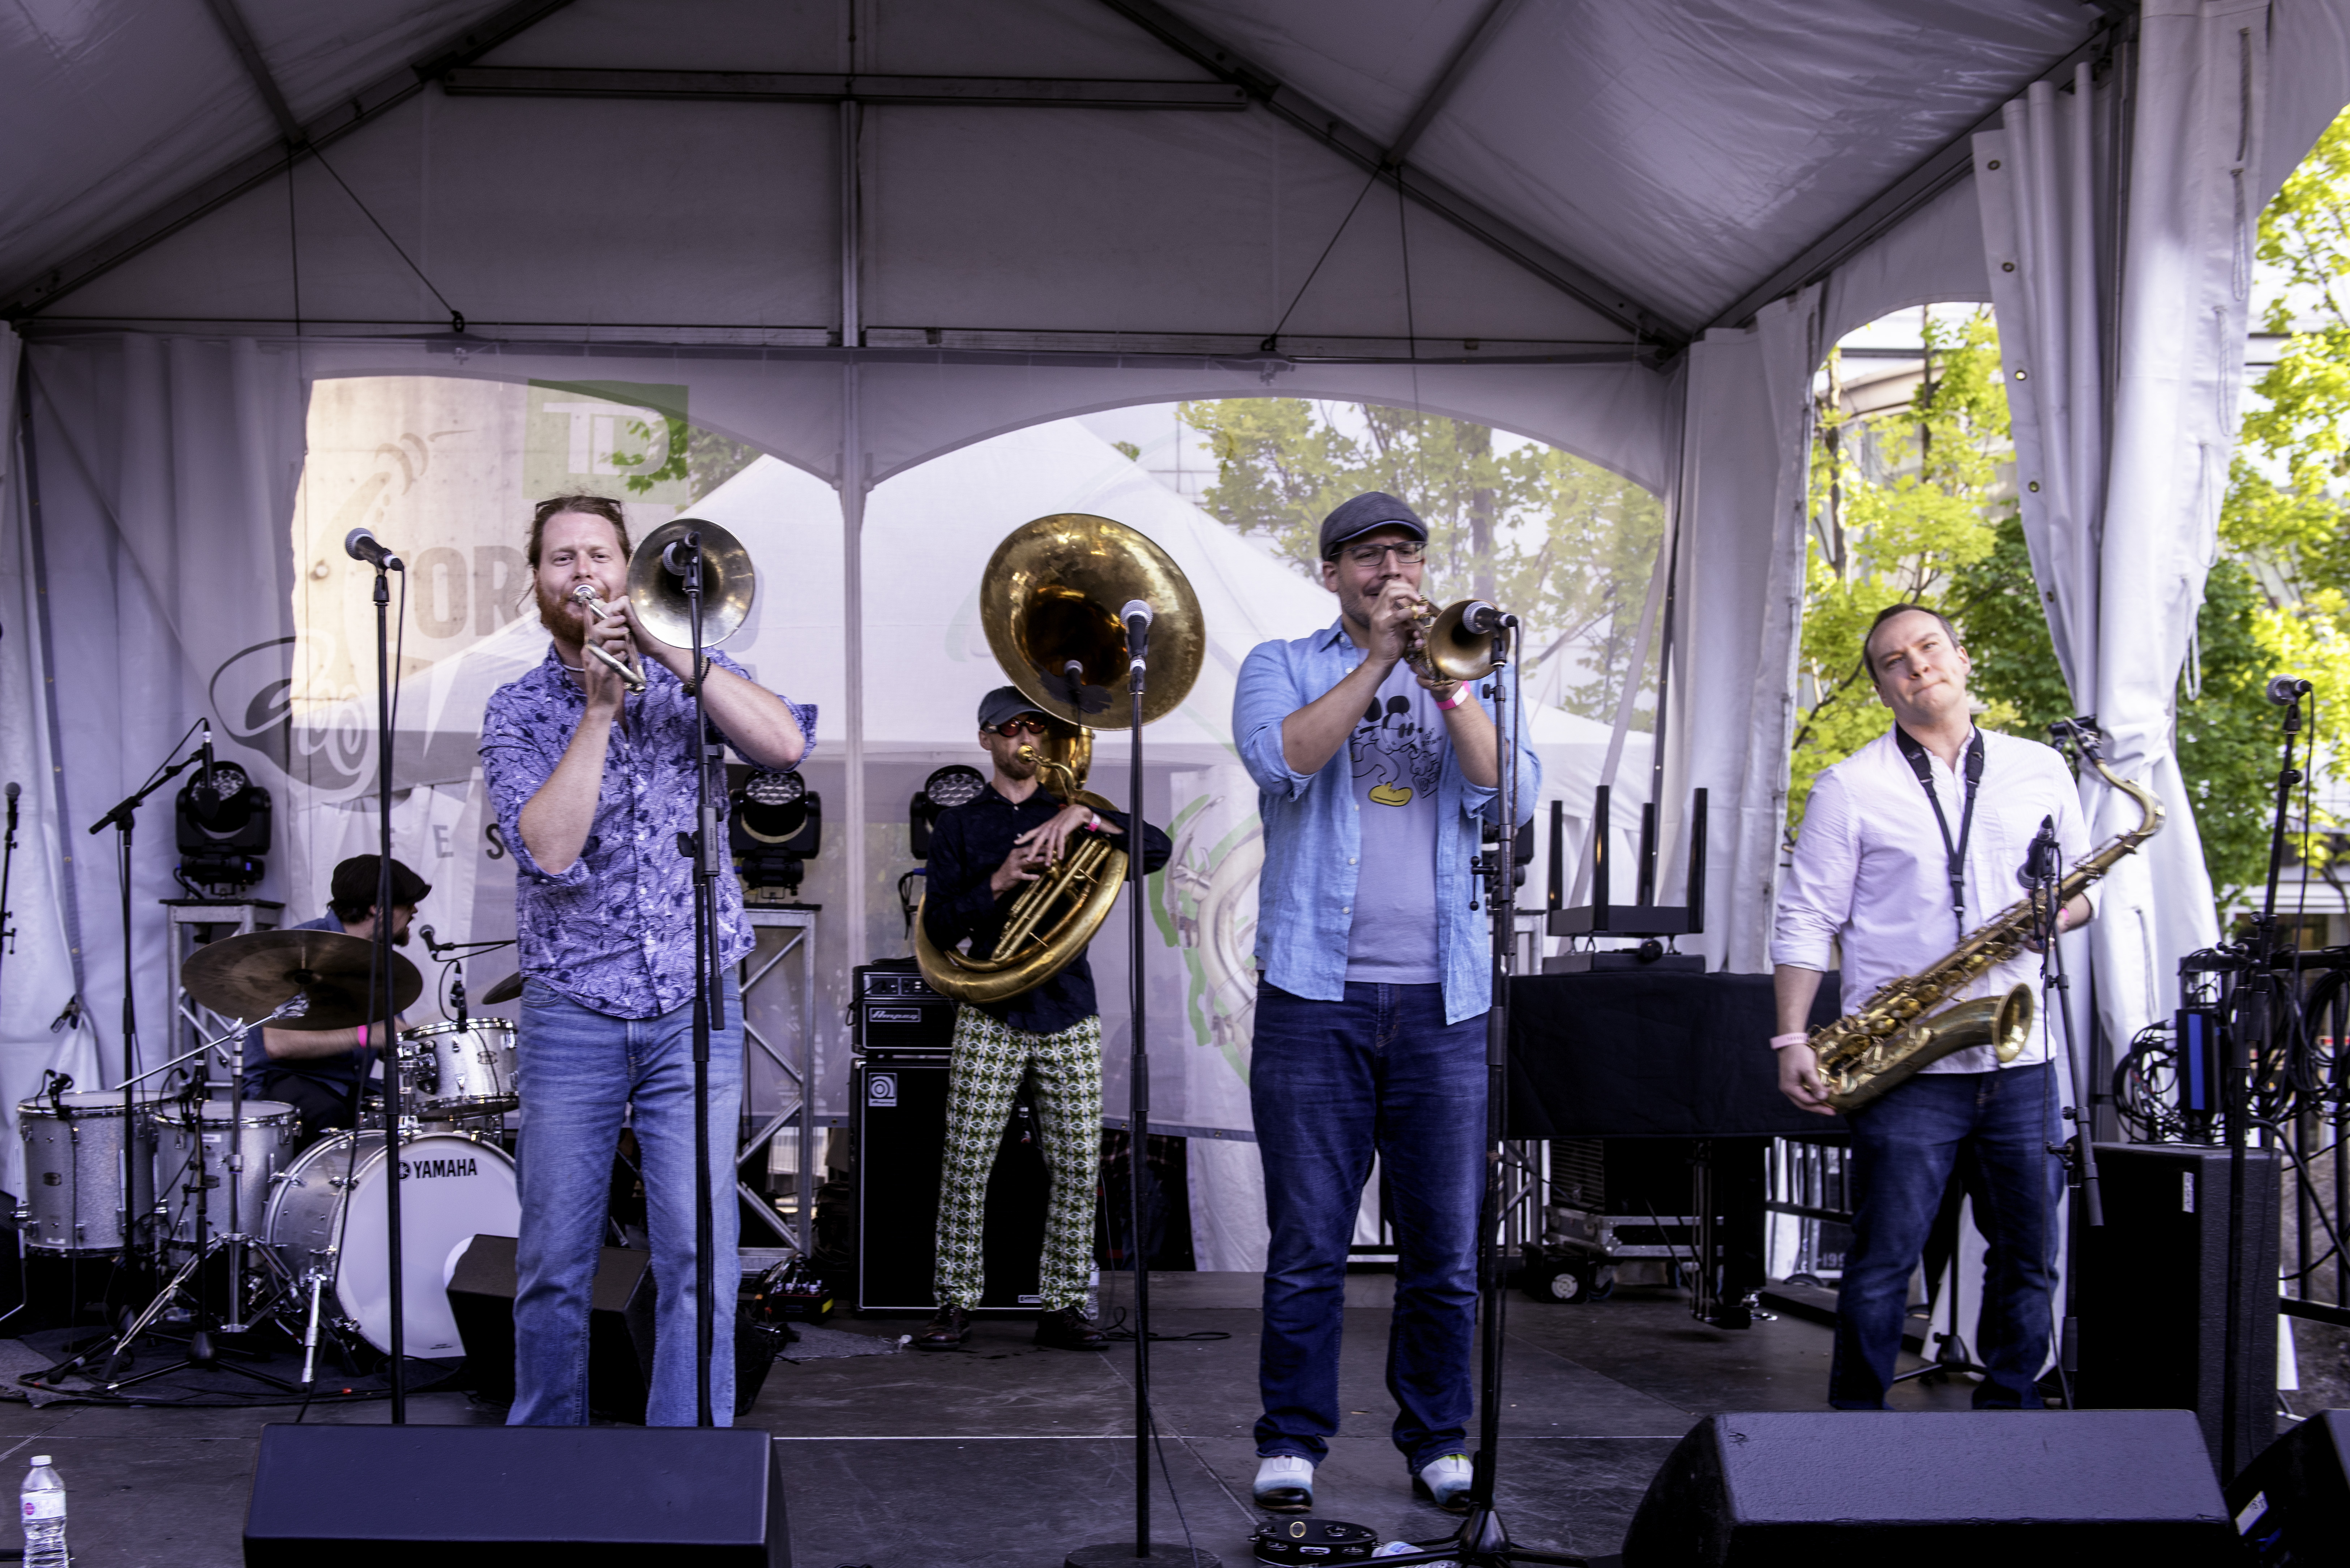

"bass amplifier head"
[853,961,956,1054]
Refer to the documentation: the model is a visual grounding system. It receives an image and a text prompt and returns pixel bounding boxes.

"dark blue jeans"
[1831,1062,2061,1410]
[1253,980,1486,1473]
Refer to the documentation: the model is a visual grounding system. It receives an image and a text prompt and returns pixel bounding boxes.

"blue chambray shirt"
[479,646,817,1020]
[1234,619,1541,1025]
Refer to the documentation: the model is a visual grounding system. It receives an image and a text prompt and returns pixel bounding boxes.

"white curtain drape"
[0,326,100,1200]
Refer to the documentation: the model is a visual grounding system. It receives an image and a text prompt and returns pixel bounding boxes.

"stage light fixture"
[175,762,271,896]
[729,767,820,903]
[908,765,986,859]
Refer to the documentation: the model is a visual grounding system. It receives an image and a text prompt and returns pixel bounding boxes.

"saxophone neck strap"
[1894,724,1985,943]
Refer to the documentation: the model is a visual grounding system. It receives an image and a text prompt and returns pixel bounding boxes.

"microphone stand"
[1380,617,1583,1568]
[2029,726,2102,1414]
[0,787,19,1015]
[365,551,408,1421]
[681,529,723,1428]
[85,721,207,1308]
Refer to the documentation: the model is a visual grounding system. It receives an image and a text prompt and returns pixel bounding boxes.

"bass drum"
[264,1130,520,1356]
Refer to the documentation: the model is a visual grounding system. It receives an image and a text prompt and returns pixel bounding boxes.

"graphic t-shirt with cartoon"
[1345,661,1443,985]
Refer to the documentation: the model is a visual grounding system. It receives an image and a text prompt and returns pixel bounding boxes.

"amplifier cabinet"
[850,1054,1052,1315]
[2079,1142,2280,1472]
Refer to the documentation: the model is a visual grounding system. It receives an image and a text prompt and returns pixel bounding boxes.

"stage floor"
[0,1273,1973,1565]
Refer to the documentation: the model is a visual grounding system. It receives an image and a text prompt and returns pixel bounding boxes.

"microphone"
[663,538,697,578]
[344,527,403,572]
[1121,599,1153,662]
[6,781,18,833]
[198,719,215,800]
[452,971,469,1031]
[1459,601,1504,637]
[419,924,438,955]
[2018,813,2062,888]
[2268,675,2313,706]
[48,995,81,1035]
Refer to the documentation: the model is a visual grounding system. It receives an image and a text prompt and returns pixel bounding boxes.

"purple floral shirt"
[479,645,817,1020]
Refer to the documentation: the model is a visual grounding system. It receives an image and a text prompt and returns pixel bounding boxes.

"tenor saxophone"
[1807,722,2164,1113]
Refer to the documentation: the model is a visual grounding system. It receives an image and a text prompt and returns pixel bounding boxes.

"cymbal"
[480,971,524,1006]
[181,929,423,1032]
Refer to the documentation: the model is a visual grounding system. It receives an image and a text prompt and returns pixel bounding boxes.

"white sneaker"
[1415,1452,1474,1512]
[1253,1453,1315,1513]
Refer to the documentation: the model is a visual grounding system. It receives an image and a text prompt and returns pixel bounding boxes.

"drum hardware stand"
[31,1006,306,1393]
[1370,613,1585,1568]
[0,779,20,1014]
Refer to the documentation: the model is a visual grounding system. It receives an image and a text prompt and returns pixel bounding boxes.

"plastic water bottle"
[20,1454,66,1568]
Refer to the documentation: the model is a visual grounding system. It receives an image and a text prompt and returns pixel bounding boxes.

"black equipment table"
[1506,969,1846,1139]
[1506,970,1848,1325]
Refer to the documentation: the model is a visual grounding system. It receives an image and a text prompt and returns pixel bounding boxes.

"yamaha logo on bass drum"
[399,1154,481,1181]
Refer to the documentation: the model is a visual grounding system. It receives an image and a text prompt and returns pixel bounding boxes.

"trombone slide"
[570,585,648,692]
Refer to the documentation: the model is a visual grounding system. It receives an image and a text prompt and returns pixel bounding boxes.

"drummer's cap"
[329,854,431,916]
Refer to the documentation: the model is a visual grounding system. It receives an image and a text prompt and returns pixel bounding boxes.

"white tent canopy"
[5,0,2350,1169]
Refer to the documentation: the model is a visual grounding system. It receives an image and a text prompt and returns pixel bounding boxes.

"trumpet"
[1403,596,1508,685]
[570,583,648,693]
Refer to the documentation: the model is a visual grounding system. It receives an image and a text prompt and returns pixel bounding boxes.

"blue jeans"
[1831,1062,2061,1410]
[510,976,742,1426]
[1252,980,1486,1473]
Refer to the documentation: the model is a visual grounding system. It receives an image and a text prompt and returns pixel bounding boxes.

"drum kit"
[17,927,529,1392]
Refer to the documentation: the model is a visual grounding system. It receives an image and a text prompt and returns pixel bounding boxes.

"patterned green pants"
[933,1006,1102,1310]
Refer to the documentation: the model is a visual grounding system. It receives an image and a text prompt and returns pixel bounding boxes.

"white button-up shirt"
[1771,726,2094,1073]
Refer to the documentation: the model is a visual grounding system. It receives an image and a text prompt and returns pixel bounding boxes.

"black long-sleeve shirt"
[921,785,1172,1036]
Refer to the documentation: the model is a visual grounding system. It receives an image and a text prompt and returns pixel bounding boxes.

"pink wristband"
[1769,1032,1811,1051]
[1437,686,1469,712]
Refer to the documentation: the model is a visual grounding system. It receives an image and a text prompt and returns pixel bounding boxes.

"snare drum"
[152,1098,298,1248]
[16,1090,157,1254]
[264,1129,521,1356]
[400,1019,519,1116]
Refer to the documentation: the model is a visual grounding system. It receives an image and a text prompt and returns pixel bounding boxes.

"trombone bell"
[628,516,755,649]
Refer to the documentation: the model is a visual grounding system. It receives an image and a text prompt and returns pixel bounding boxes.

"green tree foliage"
[613,418,763,500]
[1791,311,2011,826]
[1180,399,1665,723]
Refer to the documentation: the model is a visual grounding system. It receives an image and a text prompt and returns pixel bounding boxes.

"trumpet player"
[1771,603,2092,1411]
[1232,491,1540,1516]
[479,494,813,1427]
[915,686,1170,1353]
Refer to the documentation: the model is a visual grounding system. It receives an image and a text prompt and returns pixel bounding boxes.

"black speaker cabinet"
[446,1234,655,1423]
[2229,1408,2350,1564]
[851,1054,1052,1314]
[243,1423,787,1565]
[2079,1141,2281,1469]
[1621,1410,2231,1565]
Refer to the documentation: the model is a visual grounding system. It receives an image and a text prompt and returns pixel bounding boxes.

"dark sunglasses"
[992,716,1049,737]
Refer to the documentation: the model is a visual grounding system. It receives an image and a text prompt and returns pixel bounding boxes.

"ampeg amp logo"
[868,1008,921,1024]
[866,1073,898,1108]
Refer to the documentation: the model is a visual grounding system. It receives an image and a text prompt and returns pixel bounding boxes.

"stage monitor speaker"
[851,1056,1049,1314]
[446,1233,654,1423]
[2228,1408,2350,1564]
[243,1423,787,1566]
[2078,1141,2281,1469]
[1619,1410,2230,1566]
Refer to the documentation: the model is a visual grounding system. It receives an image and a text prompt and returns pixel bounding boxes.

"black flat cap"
[1318,491,1428,558]
[976,685,1048,731]
[330,854,430,912]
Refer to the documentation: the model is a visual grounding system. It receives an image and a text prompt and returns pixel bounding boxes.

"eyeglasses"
[992,716,1049,737]
[1340,539,1427,567]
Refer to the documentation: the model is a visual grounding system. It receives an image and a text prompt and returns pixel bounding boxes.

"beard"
[536,580,588,647]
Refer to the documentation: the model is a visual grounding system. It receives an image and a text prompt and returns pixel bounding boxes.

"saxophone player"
[1770,604,2094,1410]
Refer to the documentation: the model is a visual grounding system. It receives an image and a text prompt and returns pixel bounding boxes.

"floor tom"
[15,1090,156,1254]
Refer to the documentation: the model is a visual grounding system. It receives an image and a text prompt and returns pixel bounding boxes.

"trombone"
[564,518,757,694]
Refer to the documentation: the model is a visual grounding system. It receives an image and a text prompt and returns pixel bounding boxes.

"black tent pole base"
[1064,1542,1220,1568]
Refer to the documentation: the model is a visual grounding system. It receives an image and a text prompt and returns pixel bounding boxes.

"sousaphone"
[913,514,1203,1004]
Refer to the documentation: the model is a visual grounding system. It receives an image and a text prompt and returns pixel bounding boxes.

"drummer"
[241,854,428,1147]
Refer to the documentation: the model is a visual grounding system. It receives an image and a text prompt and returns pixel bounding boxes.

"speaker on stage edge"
[243,1423,788,1566]
[1619,1410,2231,1566]
[2229,1408,2350,1564]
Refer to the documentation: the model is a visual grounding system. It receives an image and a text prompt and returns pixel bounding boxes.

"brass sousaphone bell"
[912,514,1204,1004]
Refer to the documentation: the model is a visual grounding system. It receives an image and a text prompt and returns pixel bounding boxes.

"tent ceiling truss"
[440,66,1249,111]
[0,0,584,320]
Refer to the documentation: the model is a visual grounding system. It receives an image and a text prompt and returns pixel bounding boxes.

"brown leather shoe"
[916,1305,971,1350]
[1033,1305,1108,1350]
